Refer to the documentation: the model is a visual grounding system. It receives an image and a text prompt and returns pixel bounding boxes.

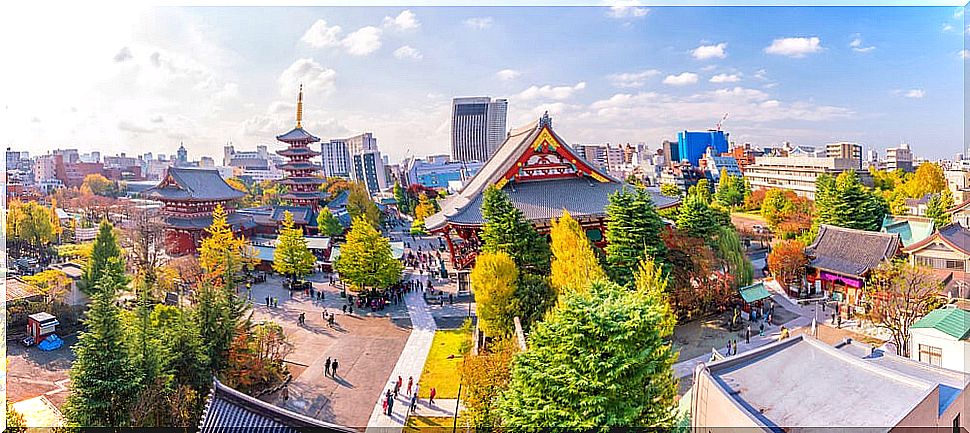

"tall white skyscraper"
[451,97,508,163]
[321,139,351,178]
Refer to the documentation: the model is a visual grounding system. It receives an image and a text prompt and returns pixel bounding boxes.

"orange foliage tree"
[662,229,734,319]
[223,321,293,395]
[767,240,809,289]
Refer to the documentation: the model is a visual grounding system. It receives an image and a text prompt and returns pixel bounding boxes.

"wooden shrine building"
[143,167,254,255]
[425,113,680,271]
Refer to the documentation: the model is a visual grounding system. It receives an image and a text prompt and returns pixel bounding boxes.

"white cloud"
[902,89,925,98]
[515,82,587,101]
[342,26,382,56]
[849,37,875,53]
[301,20,382,56]
[710,73,741,83]
[607,69,661,88]
[464,17,493,29]
[961,50,970,60]
[662,72,699,86]
[608,1,649,18]
[691,43,727,60]
[383,10,420,30]
[301,19,343,48]
[764,37,822,57]
[955,7,965,18]
[393,45,422,60]
[278,58,337,98]
[496,69,521,81]
[754,69,769,80]
[943,23,955,32]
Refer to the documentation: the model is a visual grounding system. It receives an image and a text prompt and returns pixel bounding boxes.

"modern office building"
[661,139,680,165]
[825,142,863,169]
[885,143,915,172]
[321,138,351,178]
[405,155,483,189]
[352,150,388,194]
[451,97,508,163]
[744,156,873,199]
[344,132,378,156]
[677,130,729,166]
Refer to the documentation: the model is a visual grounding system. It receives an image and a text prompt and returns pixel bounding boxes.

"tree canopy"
[273,211,316,284]
[549,210,606,295]
[498,260,678,429]
[346,182,381,228]
[814,171,887,231]
[480,185,551,275]
[316,207,344,237]
[925,190,954,229]
[82,219,123,293]
[470,251,520,337]
[334,216,403,292]
[604,186,667,286]
[198,204,255,290]
[865,260,943,357]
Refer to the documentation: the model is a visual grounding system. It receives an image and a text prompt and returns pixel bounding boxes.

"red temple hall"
[425,113,680,277]
[143,167,254,255]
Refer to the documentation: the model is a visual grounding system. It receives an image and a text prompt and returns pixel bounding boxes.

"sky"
[0,4,966,164]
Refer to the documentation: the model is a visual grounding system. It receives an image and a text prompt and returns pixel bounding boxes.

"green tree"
[498,259,678,429]
[334,216,403,292]
[469,251,519,337]
[316,207,344,237]
[82,219,122,293]
[676,190,723,239]
[393,181,411,214]
[604,186,668,286]
[274,211,316,286]
[814,171,887,231]
[125,282,172,427]
[550,210,606,295]
[659,183,681,198]
[67,258,142,427]
[713,226,753,288]
[926,190,955,228]
[480,185,551,275]
[715,169,746,208]
[194,278,247,375]
[151,304,210,423]
[199,204,255,291]
[513,273,557,331]
[346,182,381,228]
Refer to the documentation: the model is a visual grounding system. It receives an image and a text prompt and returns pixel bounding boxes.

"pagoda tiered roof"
[425,114,680,231]
[142,167,245,202]
[278,161,323,171]
[277,146,321,157]
[276,127,320,143]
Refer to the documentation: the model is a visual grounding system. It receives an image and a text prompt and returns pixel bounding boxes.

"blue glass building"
[677,130,729,166]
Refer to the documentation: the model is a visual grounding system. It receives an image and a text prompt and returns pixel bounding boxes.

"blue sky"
[1,5,965,163]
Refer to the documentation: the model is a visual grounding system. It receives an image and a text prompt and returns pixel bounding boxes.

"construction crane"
[715,113,729,131]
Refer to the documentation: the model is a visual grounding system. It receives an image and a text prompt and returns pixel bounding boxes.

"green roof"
[881,216,934,247]
[911,308,970,340]
[739,282,772,303]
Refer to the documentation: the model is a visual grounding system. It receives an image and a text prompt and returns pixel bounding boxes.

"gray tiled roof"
[805,224,901,277]
[426,178,678,230]
[278,161,322,171]
[327,190,350,210]
[271,205,315,225]
[164,212,256,231]
[143,168,245,202]
[199,379,353,433]
[276,127,321,143]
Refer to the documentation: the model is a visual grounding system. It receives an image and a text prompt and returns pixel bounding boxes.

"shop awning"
[739,282,772,304]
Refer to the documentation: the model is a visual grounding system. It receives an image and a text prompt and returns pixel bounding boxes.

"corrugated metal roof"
[911,308,970,340]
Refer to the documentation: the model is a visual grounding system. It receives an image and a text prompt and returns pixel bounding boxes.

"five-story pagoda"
[276,84,326,209]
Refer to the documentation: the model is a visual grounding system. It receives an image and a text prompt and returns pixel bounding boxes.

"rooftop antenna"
[296,83,304,129]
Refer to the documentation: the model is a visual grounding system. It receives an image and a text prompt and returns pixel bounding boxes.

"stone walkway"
[366,272,437,432]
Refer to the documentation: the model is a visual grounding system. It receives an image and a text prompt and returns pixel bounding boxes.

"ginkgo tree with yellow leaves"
[333,216,403,293]
[273,211,316,286]
[549,210,606,296]
[198,204,256,290]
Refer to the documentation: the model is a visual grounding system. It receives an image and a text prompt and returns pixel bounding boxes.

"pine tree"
[274,211,317,286]
[199,204,254,290]
[469,251,519,337]
[480,185,551,275]
[67,258,142,427]
[333,216,403,292]
[81,219,121,292]
[126,282,172,427]
[814,171,887,231]
[316,207,344,237]
[498,259,678,429]
[550,210,606,295]
[605,186,667,286]
[194,278,247,375]
[676,184,727,240]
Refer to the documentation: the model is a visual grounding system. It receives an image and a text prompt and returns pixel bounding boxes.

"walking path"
[410,398,464,418]
[366,272,437,432]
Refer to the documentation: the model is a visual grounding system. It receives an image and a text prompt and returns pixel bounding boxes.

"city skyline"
[1,5,966,164]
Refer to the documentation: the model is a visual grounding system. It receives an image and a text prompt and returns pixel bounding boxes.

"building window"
[946,260,964,270]
[918,344,943,367]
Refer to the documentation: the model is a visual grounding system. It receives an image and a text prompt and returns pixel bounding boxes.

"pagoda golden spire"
[296,83,304,129]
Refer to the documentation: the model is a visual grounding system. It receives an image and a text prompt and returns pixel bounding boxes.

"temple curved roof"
[142,167,245,202]
[199,379,352,433]
[276,127,321,143]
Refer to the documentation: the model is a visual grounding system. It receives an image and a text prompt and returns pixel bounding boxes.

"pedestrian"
[413,384,420,402]
[395,376,402,396]
[265,296,270,306]
[759,321,764,336]
[323,310,327,321]
[725,340,730,355]
[343,304,347,314]
[348,305,353,315]
[331,359,339,377]
[282,386,289,401]
[328,314,335,327]
[409,393,417,413]
[449,293,453,304]
[407,376,413,395]
[387,393,395,415]
[746,325,751,344]
[821,300,826,312]
[382,395,388,414]
[731,339,737,355]
[325,357,331,376]
[429,387,436,405]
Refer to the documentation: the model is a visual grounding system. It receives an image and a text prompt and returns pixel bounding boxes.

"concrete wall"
[910,328,970,373]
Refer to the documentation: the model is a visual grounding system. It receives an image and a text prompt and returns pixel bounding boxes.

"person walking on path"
[342,304,347,314]
[331,359,339,378]
[325,357,332,376]
[731,339,737,355]
[282,386,289,401]
[407,376,413,395]
[759,321,765,336]
[429,387,436,405]
[387,393,395,416]
[395,376,402,396]
[413,384,420,404]
[409,393,417,414]
[328,314,335,328]
[746,325,751,344]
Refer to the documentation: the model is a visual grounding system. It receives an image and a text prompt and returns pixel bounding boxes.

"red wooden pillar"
[443,227,457,268]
